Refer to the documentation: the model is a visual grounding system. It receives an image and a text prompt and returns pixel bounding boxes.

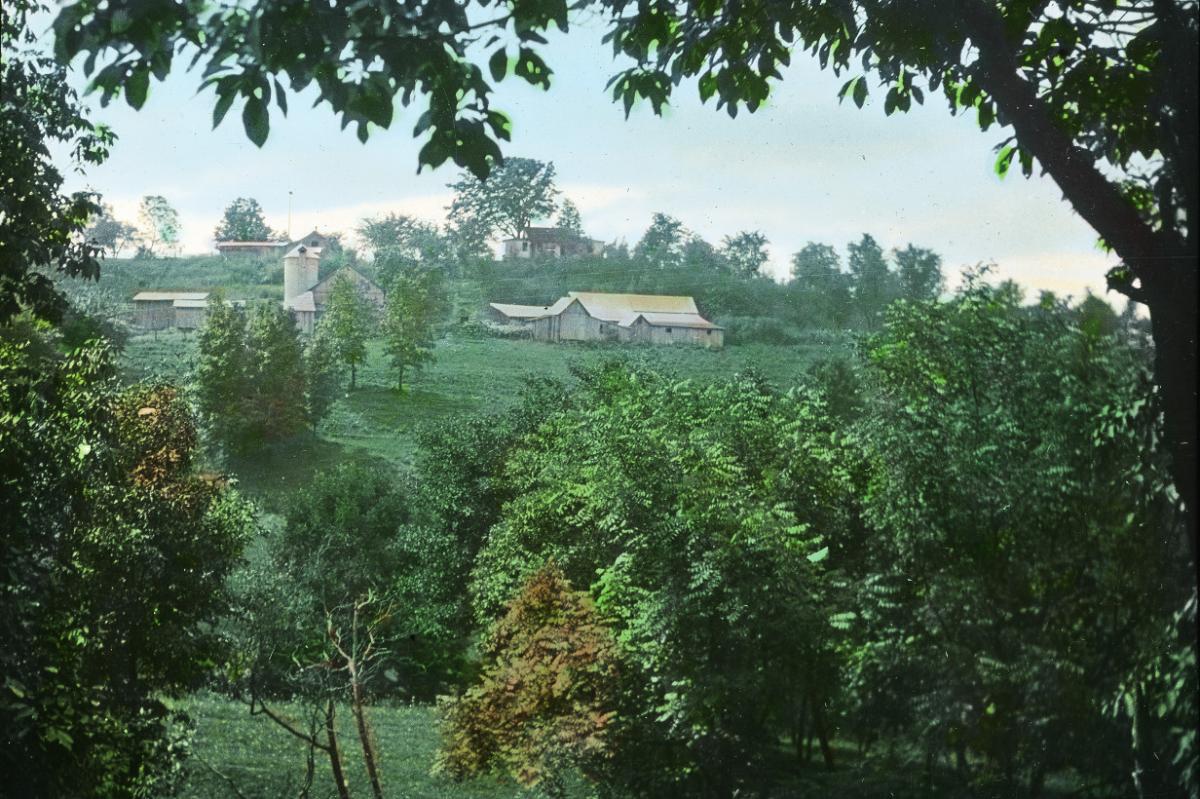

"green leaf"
[242,98,269,147]
[994,144,1017,178]
[807,546,829,563]
[126,66,149,110]
[489,48,508,82]
[852,77,868,109]
[212,90,236,129]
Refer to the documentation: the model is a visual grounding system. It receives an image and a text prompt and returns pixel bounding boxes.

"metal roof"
[624,312,722,330]
[489,302,554,319]
[566,292,700,321]
[284,244,323,259]
[132,292,209,302]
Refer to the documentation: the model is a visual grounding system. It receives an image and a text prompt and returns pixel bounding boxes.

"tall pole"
[287,190,293,240]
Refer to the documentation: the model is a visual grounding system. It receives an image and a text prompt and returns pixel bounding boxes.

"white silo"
[283,244,321,303]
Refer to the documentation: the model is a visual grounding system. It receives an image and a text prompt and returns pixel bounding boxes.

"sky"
[56,14,1119,299]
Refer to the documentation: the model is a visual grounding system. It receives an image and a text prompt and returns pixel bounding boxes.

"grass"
[118,327,847,508]
[176,693,540,799]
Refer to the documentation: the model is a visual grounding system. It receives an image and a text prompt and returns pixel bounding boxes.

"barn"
[282,243,385,334]
[172,298,210,329]
[132,292,209,330]
[521,292,724,348]
[487,302,556,325]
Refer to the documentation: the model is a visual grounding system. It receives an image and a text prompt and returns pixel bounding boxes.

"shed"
[132,292,209,330]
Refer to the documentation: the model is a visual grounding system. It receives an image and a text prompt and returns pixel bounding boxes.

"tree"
[85,203,137,256]
[790,242,851,327]
[381,267,440,391]
[320,275,375,390]
[847,234,895,328]
[193,295,250,450]
[448,157,559,240]
[244,304,308,443]
[214,196,276,242]
[137,195,180,256]
[892,244,944,302]
[1,0,110,324]
[634,212,688,269]
[436,563,621,797]
[556,198,585,238]
[720,230,770,276]
[56,0,1198,550]
[304,323,342,429]
[0,332,252,797]
[356,214,450,281]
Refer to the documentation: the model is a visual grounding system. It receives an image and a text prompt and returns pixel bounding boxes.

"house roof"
[489,302,554,319]
[172,299,209,309]
[566,292,700,321]
[623,312,722,330]
[133,292,209,302]
[215,241,287,248]
[284,244,323,259]
[284,291,316,313]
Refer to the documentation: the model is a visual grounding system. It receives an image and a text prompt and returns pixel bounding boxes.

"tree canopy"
[51,0,1196,544]
[447,157,559,240]
[214,196,276,242]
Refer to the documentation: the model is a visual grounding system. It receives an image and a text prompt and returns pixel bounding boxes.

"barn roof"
[312,266,383,298]
[133,291,209,302]
[284,291,316,313]
[621,312,722,330]
[172,299,209,309]
[489,302,554,319]
[567,292,700,321]
[284,244,323,259]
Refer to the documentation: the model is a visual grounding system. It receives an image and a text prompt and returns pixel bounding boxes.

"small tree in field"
[436,563,621,797]
[85,203,137,256]
[137,195,180,256]
[214,196,276,242]
[320,276,375,390]
[304,324,342,429]
[244,304,308,443]
[194,295,249,448]
[381,268,440,391]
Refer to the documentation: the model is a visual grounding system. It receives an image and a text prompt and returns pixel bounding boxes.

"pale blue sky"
[58,14,1118,298]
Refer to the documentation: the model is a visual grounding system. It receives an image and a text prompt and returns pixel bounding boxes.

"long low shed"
[132,292,209,330]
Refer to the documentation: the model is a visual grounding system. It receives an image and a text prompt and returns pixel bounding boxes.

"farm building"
[282,244,385,334]
[132,292,210,330]
[496,291,724,348]
[215,241,289,257]
[503,227,605,259]
[487,302,558,325]
[290,229,335,250]
[172,298,210,329]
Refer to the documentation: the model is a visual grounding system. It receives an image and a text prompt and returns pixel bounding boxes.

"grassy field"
[176,694,550,799]
[121,328,848,506]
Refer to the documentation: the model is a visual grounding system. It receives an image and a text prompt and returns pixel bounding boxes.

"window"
[666,327,673,333]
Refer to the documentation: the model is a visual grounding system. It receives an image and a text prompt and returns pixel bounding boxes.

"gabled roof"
[623,312,722,330]
[312,266,384,300]
[285,244,323,259]
[133,291,209,302]
[567,291,699,321]
[489,302,555,319]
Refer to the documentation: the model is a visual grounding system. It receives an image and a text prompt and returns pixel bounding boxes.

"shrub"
[436,563,621,796]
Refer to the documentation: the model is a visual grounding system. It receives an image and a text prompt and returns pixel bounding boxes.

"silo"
[283,245,321,302]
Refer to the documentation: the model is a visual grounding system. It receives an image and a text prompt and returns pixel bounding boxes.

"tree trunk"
[348,657,385,799]
[959,0,1199,566]
[325,700,352,799]
[808,691,835,770]
[350,362,357,390]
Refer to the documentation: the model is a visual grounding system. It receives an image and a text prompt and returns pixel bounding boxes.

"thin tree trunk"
[808,691,835,770]
[325,700,352,799]
[350,362,357,390]
[348,657,385,799]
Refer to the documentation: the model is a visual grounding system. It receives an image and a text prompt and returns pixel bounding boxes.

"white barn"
[496,292,723,348]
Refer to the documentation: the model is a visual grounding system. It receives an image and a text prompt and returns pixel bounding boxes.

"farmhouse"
[132,292,210,330]
[503,227,605,259]
[281,244,385,334]
[492,291,723,348]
